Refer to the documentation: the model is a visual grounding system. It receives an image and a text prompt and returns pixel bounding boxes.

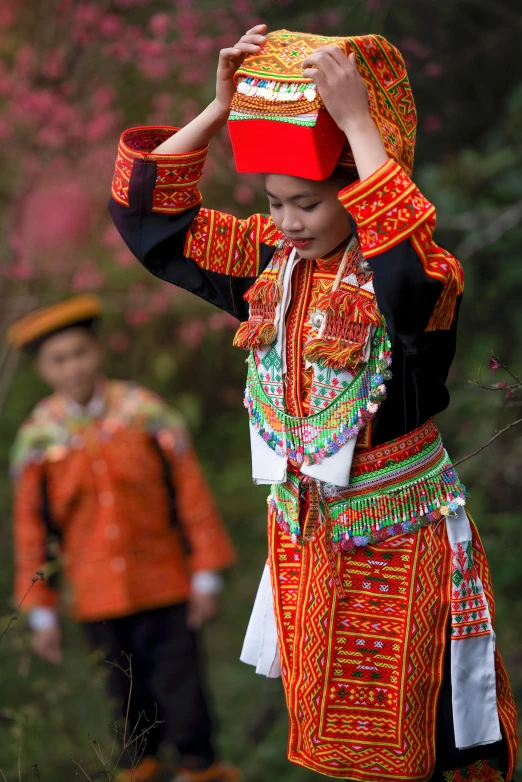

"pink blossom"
[149,291,169,312]
[42,49,66,80]
[102,224,123,248]
[424,114,442,133]
[0,119,13,140]
[208,312,238,330]
[91,86,116,110]
[84,111,117,142]
[149,13,170,38]
[98,13,123,38]
[74,3,100,25]
[108,331,131,353]
[424,62,443,78]
[322,10,342,26]
[234,184,254,205]
[14,46,36,78]
[178,320,206,350]
[114,247,134,267]
[126,308,152,327]
[152,93,175,113]
[72,262,104,291]
[37,126,67,148]
[0,5,15,28]
[6,257,34,281]
[19,182,94,256]
[488,356,500,372]
[400,37,432,59]
[138,59,170,81]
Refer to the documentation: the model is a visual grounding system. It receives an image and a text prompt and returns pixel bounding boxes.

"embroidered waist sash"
[268,418,467,548]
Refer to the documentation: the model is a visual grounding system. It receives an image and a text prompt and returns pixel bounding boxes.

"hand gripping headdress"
[228,30,416,180]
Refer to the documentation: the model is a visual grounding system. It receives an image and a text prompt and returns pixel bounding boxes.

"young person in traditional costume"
[109,25,519,782]
[8,295,240,782]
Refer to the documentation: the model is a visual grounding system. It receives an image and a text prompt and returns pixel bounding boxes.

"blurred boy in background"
[8,295,240,782]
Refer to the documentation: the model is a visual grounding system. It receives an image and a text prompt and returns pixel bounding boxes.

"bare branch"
[0,573,44,645]
[453,417,522,467]
[71,759,92,781]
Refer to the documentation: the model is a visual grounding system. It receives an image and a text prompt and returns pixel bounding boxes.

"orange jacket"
[11,380,236,622]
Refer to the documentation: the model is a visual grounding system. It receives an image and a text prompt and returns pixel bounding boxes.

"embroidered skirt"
[257,422,519,780]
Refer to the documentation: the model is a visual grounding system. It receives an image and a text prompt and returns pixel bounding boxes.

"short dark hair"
[28,319,99,357]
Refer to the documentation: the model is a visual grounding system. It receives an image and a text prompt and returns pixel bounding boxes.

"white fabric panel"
[240,564,281,678]
[446,506,501,748]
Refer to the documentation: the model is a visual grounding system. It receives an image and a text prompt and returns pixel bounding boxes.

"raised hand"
[215,24,268,116]
[32,626,63,665]
[302,46,389,181]
[301,47,370,134]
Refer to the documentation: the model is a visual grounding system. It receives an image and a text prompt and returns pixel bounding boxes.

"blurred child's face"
[36,328,101,405]
[264,173,352,260]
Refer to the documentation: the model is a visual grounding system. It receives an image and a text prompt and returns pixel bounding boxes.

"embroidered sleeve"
[109,126,281,316]
[13,462,60,611]
[184,208,280,277]
[111,125,208,214]
[339,159,464,333]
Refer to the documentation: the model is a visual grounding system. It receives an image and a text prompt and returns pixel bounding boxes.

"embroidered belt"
[268,418,467,551]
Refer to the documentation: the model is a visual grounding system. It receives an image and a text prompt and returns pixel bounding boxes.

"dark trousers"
[82,602,216,770]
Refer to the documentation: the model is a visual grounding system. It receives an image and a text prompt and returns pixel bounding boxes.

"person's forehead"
[264,173,326,199]
[38,328,95,356]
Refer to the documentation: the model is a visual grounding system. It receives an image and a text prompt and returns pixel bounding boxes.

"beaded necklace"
[244,322,392,466]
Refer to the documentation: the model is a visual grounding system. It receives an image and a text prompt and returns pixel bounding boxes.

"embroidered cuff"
[111,125,209,214]
[28,607,59,631]
[338,159,436,258]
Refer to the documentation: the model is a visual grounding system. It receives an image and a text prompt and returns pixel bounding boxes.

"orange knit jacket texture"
[11,381,236,622]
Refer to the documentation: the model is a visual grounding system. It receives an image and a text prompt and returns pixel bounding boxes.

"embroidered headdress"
[8,295,102,351]
[228,30,416,180]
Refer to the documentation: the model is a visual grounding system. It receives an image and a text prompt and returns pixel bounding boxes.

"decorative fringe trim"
[303,290,381,369]
[243,276,281,305]
[236,77,317,103]
[233,320,276,350]
[303,335,367,369]
[245,325,391,462]
[270,457,467,549]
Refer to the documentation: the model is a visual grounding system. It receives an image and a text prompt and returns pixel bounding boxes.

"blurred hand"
[215,24,267,115]
[32,627,62,664]
[187,592,220,630]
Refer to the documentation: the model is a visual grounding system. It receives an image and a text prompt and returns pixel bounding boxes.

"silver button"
[105,525,120,540]
[361,260,372,272]
[110,557,126,573]
[311,312,324,329]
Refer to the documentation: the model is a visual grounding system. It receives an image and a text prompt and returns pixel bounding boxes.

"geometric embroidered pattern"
[450,539,492,640]
[112,126,208,214]
[269,512,452,780]
[339,159,464,331]
[233,31,417,175]
[268,502,519,780]
[184,208,281,277]
[441,757,504,781]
